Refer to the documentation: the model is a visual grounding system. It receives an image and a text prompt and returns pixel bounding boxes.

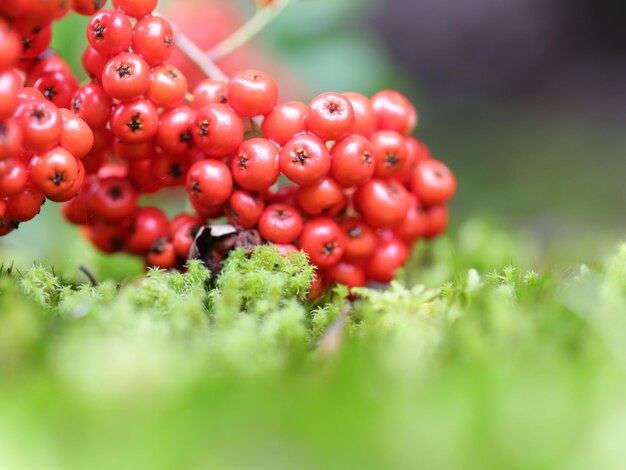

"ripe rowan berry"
[371,90,417,135]
[6,185,45,221]
[0,119,23,159]
[324,261,366,289]
[330,134,375,187]
[307,92,354,142]
[59,109,94,159]
[226,189,265,229]
[127,206,169,253]
[102,52,151,102]
[410,159,457,207]
[172,219,202,258]
[279,134,330,186]
[365,236,409,283]
[298,217,345,269]
[339,216,376,261]
[422,205,448,239]
[192,79,228,109]
[257,203,303,244]
[227,69,278,117]
[296,176,346,217]
[29,146,80,197]
[155,106,196,156]
[132,15,174,66]
[87,176,138,221]
[353,178,410,229]
[394,194,426,243]
[343,92,376,137]
[147,65,188,108]
[82,46,109,81]
[192,103,244,158]
[71,83,113,129]
[147,237,177,269]
[186,159,233,207]
[15,99,63,152]
[113,0,158,19]
[87,9,133,57]
[231,137,280,192]
[0,159,28,196]
[370,130,409,179]
[110,98,159,143]
[261,101,307,146]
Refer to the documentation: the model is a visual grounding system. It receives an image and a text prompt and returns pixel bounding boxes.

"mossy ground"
[1,220,625,469]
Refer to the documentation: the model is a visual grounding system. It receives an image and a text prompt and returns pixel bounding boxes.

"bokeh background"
[0,0,624,275]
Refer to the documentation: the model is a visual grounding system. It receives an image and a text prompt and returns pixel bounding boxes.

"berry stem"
[155,10,229,82]
[206,0,292,62]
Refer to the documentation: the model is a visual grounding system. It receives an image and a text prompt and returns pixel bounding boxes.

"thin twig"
[207,0,292,62]
[78,265,98,287]
[154,10,229,82]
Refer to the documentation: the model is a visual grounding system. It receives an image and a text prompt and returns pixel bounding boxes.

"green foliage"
[0,225,625,469]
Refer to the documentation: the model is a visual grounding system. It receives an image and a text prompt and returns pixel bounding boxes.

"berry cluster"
[0,1,96,236]
[1,0,456,288]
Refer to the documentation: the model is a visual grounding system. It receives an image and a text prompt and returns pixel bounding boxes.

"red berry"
[371,130,409,179]
[46,159,86,202]
[154,106,196,156]
[15,99,62,152]
[258,203,303,244]
[330,134,375,187]
[343,92,376,137]
[6,185,45,221]
[227,69,278,117]
[32,70,79,109]
[73,0,106,16]
[82,46,109,81]
[0,20,20,70]
[113,0,158,19]
[0,119,23,159]
[71,83,112,129]
[186,159,233,206]
[113,139,155,161]
[127,158,162,193]
[172,219,202,258]
[110,98,159,143]
[365,236,409,283]
[274,243,299,256]
[19,25,52,59]
[279,134,330,186]
[422,205,448,239]
[84,220,129,253]
[59,109,94,159]
[127,206,169,253]
[192,104,244,158]
[147,65,187,108]
[87,176,138,221]
[146,238,176,269]
[87,9,133,57]
[307,92,354,142]
[132,15,173,66]
[0,70,21,121]
[29,146,79,197]
[410,159,456,206]
[151,151,189,187]
[395,194,426,243]
[225,189,265,229]
[261,101,307,146]
[61,187,91,225]
[371,90,417,135]
[298,217,345,269]
[231,137,279,192]
[296,176,346,217]
[339,216,376,261]
[102,52,150,101]
[324,261,366,289]
[354,178,410,229]
[192,79,227,109]
[0,159,28,196]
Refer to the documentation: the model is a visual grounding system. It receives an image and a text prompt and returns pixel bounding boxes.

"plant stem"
[155,10,229,82]
[207,0,292,62]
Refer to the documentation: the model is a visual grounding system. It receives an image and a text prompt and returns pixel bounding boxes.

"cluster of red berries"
[0,0,98,236]
[0,0,456,288]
